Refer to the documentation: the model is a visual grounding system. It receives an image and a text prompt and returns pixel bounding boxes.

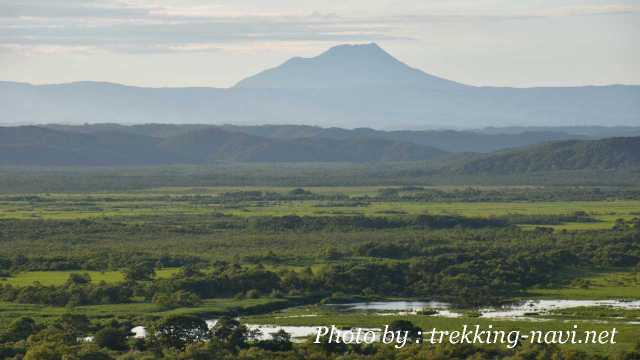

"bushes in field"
[250,214,507,232]
[1,315,631,360]
[0,275,133,306]
[1,228,639,307]
[0,249,205,273]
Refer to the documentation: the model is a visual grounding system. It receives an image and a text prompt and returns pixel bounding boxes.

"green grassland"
[0,268,178,287]
[0,186,638,230]
[1,185,639,357]
[0,297,292,325]
[547,306,640,321]
[528,270,640,300]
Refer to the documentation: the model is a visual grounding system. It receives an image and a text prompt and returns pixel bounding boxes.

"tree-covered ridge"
[459,137,640,174]
[2,125,640,177]
[0,126,446,166]
[47,123,640,152]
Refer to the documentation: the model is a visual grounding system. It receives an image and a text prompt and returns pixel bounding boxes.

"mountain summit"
[234,43,465,90]
[1,43,638,127]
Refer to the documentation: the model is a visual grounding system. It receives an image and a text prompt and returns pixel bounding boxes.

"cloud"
[0,1,637,55]
[0,0,149,19]
[532,4,640,17]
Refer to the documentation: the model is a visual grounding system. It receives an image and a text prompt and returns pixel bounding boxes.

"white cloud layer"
[0,1,637,87]
[1,1,638,54]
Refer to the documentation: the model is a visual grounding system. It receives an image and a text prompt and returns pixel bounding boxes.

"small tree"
[57,313,91,343]
[152,290,202,309]
[210,316,258,349]
[65,273,92,287]
[154,315,210,350]
[2,316,37,342]
[123,262,156,282]
[388,319,422,341]
[94,327,129,351]
[258,329,292,352]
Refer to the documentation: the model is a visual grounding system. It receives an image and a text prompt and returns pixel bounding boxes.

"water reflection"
[128,299,640,340]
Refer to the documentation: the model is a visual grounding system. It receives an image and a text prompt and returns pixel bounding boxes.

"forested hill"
[2,126,639,171]
[0,126,446,166]
[46,123,592,153]
[458,137,640,174]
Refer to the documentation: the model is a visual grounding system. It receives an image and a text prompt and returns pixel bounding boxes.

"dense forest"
[3,313,640,359]
[1,126,640,359]
[1,218,638,308]
[2,125,640,172]
[459,137,640,174]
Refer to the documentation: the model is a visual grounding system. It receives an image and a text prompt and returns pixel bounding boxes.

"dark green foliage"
[210,316,256,349]
[0,126,446,166]
[0,281,133,306]
[66,273,92,286]
[387,320,422,341]
[250,214,507,232]
[460,137,640,174]
[153,314,210,350]
[123,261,156,282]
[1,317,38,342]
[256,329,293,352]
[2,163,640,192]
[152,290,202,309]
[94,327,129,351]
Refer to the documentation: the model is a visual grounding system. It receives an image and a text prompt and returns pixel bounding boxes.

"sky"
[0,0,638,88]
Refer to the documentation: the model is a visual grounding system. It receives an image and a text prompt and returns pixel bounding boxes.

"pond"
[480,299,640,318]
[325,299,640,319]
[127,299,640,341]
[132,320,371,341]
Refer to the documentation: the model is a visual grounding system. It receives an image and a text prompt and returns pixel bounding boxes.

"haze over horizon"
[1,0,638,88]
[2,42,638,129]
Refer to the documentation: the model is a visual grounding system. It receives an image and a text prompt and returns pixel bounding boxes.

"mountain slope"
[1,44,639,128]
[0,126,446,166]
[46,124,594,153]
[234,43,464,90]
[159,128,446,162]
[458,137,640,174]
[216,125,586,153]
[0,126,184,166]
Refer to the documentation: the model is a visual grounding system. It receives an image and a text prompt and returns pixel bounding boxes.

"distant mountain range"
[1,43,639,128]
[44,123,640,153]
[1,125,639,174]
[214,126,583,153]
[0,126,445,166]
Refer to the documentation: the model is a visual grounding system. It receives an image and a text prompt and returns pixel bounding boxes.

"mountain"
[1,43,639,128]
[0,126,446,166]
[0,126,185,166]
[234,43,464,90]
[216,126,588,153]
[458,137,640,174]
[2,126,638,173]
[45,123,595,153]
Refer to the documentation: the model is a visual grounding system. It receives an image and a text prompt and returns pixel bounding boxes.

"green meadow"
[1,186,638,230]
[528,270,640,300]
[1,185,639,358]
[1,268,178,287]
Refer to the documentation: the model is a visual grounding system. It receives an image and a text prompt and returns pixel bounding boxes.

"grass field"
[528,270,640,300]
[0,297,292,326]
[0,268,179,287]
[1,185,639,357]
[0,186,638,230]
